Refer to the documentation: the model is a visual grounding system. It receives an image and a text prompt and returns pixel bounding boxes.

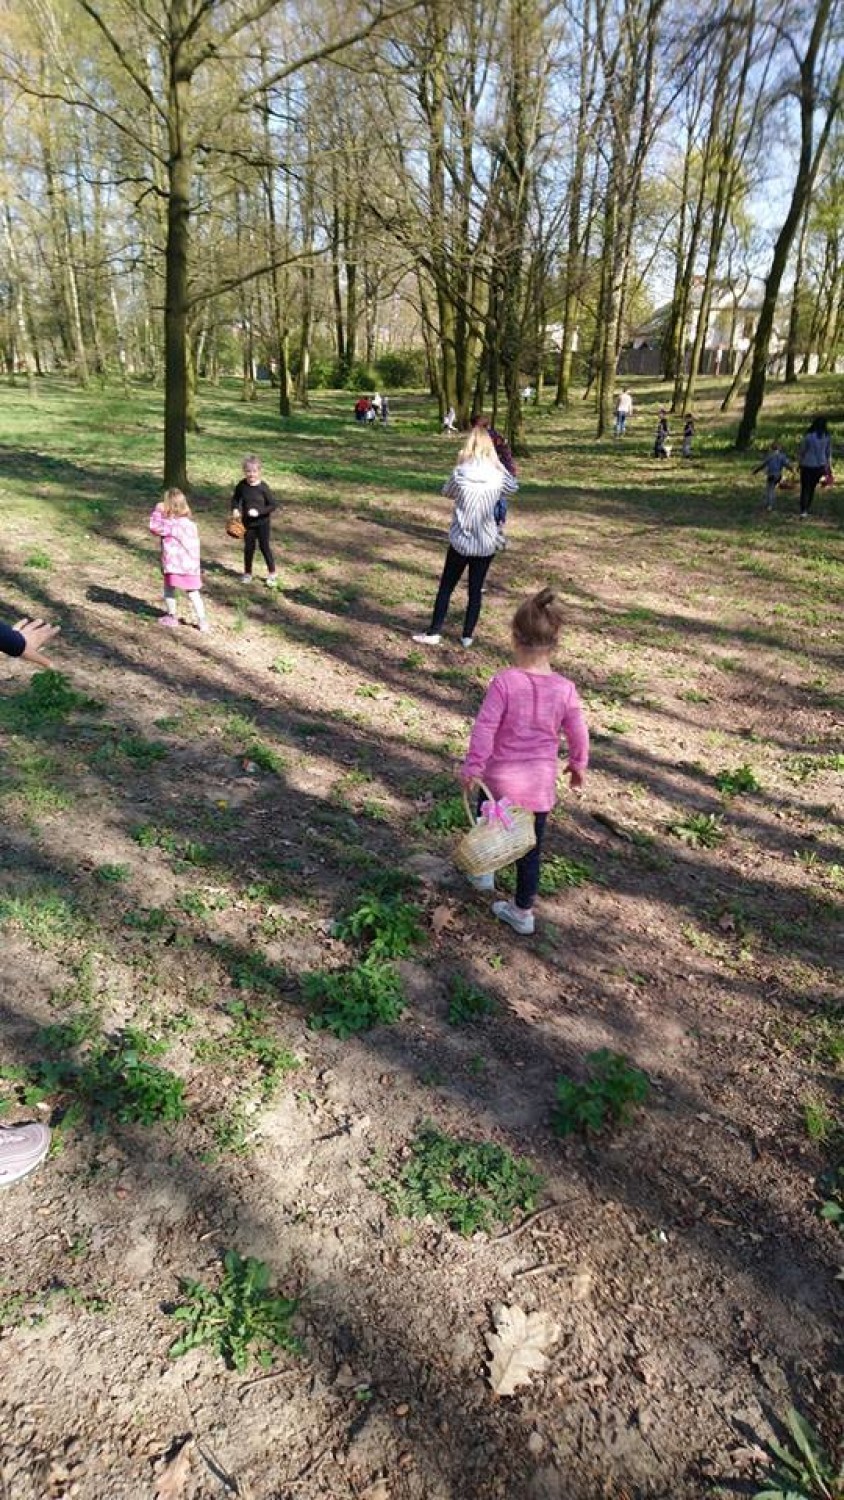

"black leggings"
[476,799,549,909]
[799,465,826,515]
[429,546,494,638]
[244,518,275,574]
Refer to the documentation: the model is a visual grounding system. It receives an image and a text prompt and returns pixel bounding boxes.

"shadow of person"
[85,585,160,619]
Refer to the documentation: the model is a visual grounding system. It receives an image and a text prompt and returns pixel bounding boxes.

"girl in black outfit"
[231,454,278,586]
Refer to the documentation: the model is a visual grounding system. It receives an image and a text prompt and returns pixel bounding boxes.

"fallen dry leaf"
[431,904,455,937]
[154,1439,192,1499]
[486,1303,560,1396]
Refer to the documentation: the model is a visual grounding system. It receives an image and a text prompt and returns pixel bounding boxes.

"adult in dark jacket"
[231,454,279,586]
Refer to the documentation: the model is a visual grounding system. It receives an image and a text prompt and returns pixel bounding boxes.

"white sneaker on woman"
[491,900,535,935]
[412,633,441,645]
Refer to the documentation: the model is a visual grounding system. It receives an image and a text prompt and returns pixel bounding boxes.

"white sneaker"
[467,872,494,891]
[242,574,253,584]
[461,636,474,648]
[266,576,279,589]
[491,900,535,935]
[0,1122,51,1186]
[412,632,441,645]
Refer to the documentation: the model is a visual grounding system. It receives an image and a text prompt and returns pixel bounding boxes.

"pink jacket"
[461,668,589,812]
[149,509,201,577]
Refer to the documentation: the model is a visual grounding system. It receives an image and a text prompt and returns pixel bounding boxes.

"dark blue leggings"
[477,799,548,909]
[429,546,494,638]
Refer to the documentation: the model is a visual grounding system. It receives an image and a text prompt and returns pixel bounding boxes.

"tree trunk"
[3,205,38,397]
[163,61,191,488]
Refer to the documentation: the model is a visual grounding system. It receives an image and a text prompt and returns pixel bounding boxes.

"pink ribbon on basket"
[480,796,516,831]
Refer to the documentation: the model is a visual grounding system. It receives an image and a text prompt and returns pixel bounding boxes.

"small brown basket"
[226,515,246,540]
[453,782,536,878]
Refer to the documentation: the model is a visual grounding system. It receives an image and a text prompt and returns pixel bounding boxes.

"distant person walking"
[413,428,518,649]
[380,393,390,425]
[797,417,832,519]
[442,405,458,433]
[681,413,695,458]
[753,442,793,511]
[653,409,671,459]
[614,389,633,437]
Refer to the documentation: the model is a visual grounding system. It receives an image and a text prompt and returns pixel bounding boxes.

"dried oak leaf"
[431,904,456,938]
[154,1439,192,1499]
[486,1303,560,1396]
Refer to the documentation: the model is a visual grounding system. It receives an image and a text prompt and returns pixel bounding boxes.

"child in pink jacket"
[149,489,208,632]
[459,588,589,934]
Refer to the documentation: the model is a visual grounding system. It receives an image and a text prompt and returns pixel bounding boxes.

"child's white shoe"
[242,574,253,584]
[491,900,534,935]
[461,636,473,648]
[467,871,494,892]
[412,632,441,645]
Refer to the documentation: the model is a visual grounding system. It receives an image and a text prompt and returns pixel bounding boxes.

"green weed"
[270,655,295,674]
[785,752,844,783]
[667,812,725,848]
[752,1407,843,1499]
[553,1050,650,1137]
[715,764,760,796]
[0,671,99,730]
[498,854,592,896]
[447,975,496,1025]
[217,945,288,994]
[381,1125,543,1236]
[245,740,286,774]
[0,889,83,947]
[303,958,405,1037]
[196,1002,297,1099]
[168,1250,300,1373]
[95,863,130,884]
[4,1022,186,1129]
[420,794,468,833]
[24,549,52,569]
[334,890,424,959]
[804,1097,835,1145]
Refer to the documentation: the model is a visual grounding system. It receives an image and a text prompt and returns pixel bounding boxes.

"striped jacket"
[444,459,519,557]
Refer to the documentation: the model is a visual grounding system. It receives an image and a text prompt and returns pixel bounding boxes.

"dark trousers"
[515,813,548,909]
[430,546,494,638]
[800,465,825,515]
[244,518,275,574]
[476,800,549,910]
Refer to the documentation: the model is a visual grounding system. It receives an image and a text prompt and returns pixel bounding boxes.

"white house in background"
[620,276,786,377]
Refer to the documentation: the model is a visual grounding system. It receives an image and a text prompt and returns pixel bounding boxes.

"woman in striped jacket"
[413,429,518,649]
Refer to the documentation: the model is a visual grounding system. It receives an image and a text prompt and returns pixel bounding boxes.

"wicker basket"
[453,782,536,877]
[226,515,246,540]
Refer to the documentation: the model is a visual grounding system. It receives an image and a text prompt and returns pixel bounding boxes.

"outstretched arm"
[1,617,60,667]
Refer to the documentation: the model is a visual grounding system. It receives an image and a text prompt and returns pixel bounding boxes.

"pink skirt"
[164,572,201,592]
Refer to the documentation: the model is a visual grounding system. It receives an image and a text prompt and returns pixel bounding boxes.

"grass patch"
[0,670,100,730]
[447,975,496,1025]
[553,1050,650,1137]
[667,812,725,848]
[196,1001,297,1099]
[498,853,592,896]
[168,1250,300,1372]
[303,958,405,1037]
[715,764,760,796]
[0,888,84,947]
[380,1125,543,1236]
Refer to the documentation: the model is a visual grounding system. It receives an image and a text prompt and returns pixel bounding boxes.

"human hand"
[459,771,481,792]
[232,509,241,518]
[563,764,584,792]
[247,508,259,518]
[14,617,60,668]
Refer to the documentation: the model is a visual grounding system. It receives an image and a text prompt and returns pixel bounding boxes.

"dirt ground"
[0,382,841,1500]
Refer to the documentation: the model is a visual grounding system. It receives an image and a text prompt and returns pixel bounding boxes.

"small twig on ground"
[180,1379,242,1495]
[237,1368,300,1398]
[591,810,634,841]
[512,1261,568,1280]
[491,1202,572,1243]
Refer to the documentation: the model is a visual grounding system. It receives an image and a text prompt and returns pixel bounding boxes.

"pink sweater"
[149,509,201,578]
[461,668,589,813]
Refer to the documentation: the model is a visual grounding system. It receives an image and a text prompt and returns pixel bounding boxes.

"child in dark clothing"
[231,454,278,587]
[654,410,671,459]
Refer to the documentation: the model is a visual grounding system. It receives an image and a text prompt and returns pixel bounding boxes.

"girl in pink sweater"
[149,489,208,632]
[459,589,589,934]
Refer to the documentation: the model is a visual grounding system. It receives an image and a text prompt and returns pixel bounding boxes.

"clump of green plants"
[0,887,84,947]
[421,793,468,833]
[245,740,286,774]
[131,823,209,865]
[753,1407,843,1499]
[334,889,424,959]
[553,1049,650,1137]
[667,811,725,848]
[785,751,844,783]
[498,853,592,896]
[0,670,99,730]
[95,863,130,884]
[381,1125,543,1236]
[196,1001,297,1099]
[715,764,760,796]
[2,1020,186,1129]
[447,975,496,1025]
[804,1096,835,1145]
[303,958,405,1038]
[168,1250,301,1372]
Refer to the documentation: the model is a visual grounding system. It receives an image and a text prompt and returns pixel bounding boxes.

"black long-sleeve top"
[231,479,278,525]
[0,621,25,658]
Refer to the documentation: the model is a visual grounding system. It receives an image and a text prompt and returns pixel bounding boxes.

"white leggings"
[163,586,205,623]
